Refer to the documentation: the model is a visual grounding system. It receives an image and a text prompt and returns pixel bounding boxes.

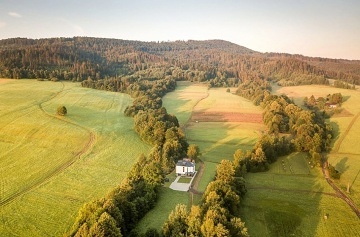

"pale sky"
[0,0,359,60]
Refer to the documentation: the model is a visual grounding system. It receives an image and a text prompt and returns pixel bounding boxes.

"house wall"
[176,166,184,174]
[176,163,195,175]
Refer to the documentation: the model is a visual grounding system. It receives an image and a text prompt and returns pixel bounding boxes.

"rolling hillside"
[0,37,359,86]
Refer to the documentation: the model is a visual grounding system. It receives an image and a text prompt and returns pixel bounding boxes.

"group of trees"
[304,93,343,109]
[162,159,248,237]
[304,93,344,117]
[234,83,333,171]
[333,80,356,89]
[235,79,271,105]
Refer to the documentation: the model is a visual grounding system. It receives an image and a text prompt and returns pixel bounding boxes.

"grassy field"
[162,81,208,126]
[242,153,360,237]
[135,188,189,233]
[275,85,360,208]
[0,79,150,236]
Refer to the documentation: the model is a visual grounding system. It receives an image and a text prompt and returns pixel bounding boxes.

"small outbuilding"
[176,158,195,176]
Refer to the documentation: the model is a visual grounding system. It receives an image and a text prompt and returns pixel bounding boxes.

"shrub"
[57,105,67,116]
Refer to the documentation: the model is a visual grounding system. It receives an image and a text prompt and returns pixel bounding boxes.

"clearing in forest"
[0,79,150,236]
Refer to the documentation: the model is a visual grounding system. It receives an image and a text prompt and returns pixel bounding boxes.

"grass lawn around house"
[178,176,192,183]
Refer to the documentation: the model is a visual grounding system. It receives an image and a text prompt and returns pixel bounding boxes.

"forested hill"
[0,37,359,86]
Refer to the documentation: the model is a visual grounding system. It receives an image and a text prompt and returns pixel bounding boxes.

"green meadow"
[0,79,150,236]
[242,152,360,237]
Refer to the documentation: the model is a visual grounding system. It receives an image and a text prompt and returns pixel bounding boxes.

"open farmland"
[0,79,150,236]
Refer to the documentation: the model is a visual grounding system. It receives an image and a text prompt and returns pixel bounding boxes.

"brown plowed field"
[191,111,263,123]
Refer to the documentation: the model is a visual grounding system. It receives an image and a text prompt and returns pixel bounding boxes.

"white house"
[176,158,195,176]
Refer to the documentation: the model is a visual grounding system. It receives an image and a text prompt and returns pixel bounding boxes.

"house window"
[183,167,185,173]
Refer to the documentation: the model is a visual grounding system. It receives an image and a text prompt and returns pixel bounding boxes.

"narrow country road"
[322,161,360,219]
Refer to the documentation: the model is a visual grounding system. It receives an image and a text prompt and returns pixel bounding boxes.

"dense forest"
[1,37,360,87]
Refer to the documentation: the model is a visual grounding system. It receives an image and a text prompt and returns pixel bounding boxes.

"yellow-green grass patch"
[334,115,360,154]
[241,188,360,237]
[194,87,263,114]
[162,81,208,126]
[186,122,262,163]
[0,80,150,236]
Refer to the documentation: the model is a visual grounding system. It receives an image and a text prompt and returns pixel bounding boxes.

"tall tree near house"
[187,144,200,161]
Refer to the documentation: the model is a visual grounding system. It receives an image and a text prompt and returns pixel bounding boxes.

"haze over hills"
[0,37,359,86]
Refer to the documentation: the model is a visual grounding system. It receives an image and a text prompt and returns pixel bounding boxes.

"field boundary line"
[332,112,360,153]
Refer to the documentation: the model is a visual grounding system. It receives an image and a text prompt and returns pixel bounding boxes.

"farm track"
[0,82,97,207]
[182,88,209,130]
[322,162,360,219]
[189,160,205,197]
[332,112,360,153]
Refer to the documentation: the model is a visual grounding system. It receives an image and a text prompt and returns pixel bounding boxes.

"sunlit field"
[162,81,208,126]
[0,79,150,236]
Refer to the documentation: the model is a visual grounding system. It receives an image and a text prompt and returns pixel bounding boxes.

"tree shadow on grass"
[329,121,340,151]
[241,158,328,237]
[342,95,351,103]
[335,157,349,173]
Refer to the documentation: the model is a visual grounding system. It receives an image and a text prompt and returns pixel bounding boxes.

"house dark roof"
[176,160,195,167]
